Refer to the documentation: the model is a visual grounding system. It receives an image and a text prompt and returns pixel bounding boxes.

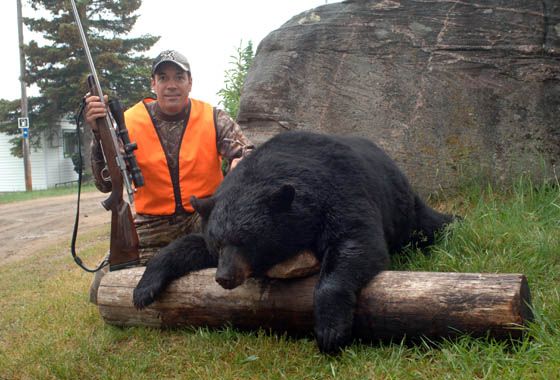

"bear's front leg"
[133,234,216,309]
[314,279,357,353]
[313,236,389,354]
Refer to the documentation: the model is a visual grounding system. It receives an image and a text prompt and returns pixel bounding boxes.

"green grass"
[1,178,559,379]
[0,183,96,204]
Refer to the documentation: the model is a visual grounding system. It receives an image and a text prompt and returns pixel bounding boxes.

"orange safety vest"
[126,98,223,215]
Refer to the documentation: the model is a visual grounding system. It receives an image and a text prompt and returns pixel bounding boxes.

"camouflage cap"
[152,50,191,75]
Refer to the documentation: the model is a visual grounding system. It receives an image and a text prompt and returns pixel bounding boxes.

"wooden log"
[97,268,533,341]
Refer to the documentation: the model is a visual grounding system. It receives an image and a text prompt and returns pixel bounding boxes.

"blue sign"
[22,127,29,139]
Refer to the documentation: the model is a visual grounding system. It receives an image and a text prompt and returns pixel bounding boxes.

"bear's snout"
[215,246,252,290]
[215,276,242,290]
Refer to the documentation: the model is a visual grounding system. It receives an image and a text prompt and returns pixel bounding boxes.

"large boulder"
[238,0,560,195]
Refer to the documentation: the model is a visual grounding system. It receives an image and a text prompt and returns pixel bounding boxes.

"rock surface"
[238,0,560,195]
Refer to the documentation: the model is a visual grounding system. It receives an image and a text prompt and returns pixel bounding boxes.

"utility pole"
[17,0,32,191]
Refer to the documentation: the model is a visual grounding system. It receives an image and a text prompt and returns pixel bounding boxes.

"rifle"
[70,0,143,271]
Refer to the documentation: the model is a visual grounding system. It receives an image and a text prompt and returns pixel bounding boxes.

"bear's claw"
[133,285,158,310]
[315,326,352,354]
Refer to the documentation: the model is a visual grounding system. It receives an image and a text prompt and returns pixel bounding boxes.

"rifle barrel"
[70,0,121,164]
[69,0,103,99]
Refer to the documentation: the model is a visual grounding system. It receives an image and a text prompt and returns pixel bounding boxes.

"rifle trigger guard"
[101,166,111,182]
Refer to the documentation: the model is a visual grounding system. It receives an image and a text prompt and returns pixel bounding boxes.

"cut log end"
[97,269,533,342]
[517,275,534,324]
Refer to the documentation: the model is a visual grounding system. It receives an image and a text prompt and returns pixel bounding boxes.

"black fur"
[133,131,456,353]
[133,234,216,309]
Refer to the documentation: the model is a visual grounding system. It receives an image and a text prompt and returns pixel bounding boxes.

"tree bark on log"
[97,268,533,341]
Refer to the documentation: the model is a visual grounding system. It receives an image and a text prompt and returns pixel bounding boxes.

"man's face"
[151,62,192,115]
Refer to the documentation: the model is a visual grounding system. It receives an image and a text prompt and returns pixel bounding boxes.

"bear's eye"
[227,236,244,247]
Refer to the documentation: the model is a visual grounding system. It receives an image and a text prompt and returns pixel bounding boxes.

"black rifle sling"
[70,98,108,273]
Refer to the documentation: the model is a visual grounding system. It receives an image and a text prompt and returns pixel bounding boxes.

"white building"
[0,119,78,191]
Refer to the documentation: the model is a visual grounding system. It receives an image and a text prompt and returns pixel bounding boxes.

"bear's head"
[191,184,298,290]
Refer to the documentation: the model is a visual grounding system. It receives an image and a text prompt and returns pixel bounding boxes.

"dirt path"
[0,191,110,266]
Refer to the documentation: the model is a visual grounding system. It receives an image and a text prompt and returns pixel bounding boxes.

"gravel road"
[0,191,109,266]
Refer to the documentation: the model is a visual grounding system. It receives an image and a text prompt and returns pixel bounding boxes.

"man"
[85,50,254,300]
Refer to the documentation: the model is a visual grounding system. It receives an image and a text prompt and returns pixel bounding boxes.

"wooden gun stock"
[109,201,140,270]
[88,76,140,271]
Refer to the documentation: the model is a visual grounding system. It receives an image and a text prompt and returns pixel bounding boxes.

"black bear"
[133,131,455,353]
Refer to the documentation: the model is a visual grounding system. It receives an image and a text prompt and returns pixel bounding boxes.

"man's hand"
[84,94,108,136]
[230,157,242,170]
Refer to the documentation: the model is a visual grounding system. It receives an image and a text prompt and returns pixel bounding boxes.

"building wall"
[0,132,26,191]
[0,120,78,192]
[43,120,78,188]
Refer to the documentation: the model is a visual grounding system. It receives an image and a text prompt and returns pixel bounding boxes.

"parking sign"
[18,117,29,129]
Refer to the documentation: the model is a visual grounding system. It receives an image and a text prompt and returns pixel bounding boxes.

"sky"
[1,0,340,106]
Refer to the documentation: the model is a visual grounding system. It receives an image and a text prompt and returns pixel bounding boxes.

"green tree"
[1,0,159,162]
[217,40,254,119]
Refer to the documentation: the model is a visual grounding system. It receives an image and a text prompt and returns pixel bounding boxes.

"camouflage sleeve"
[214,108,254,160]
[91,139,112,193]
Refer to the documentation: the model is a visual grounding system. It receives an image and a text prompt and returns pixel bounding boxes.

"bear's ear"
[267,184,295,212]
[191,195,215,219]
